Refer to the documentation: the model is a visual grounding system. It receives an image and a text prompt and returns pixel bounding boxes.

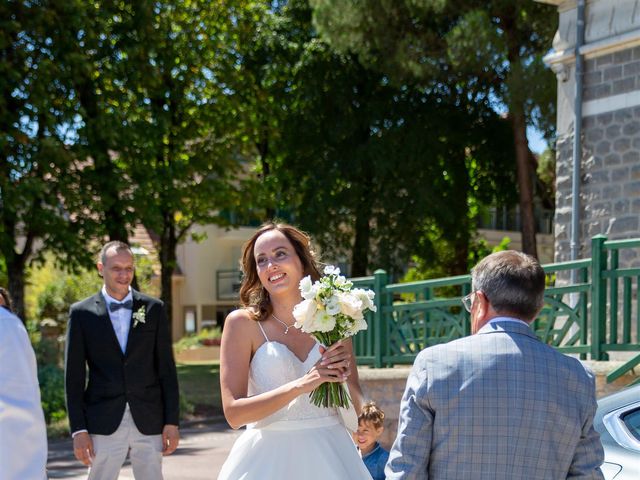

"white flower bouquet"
[293,265,376,409]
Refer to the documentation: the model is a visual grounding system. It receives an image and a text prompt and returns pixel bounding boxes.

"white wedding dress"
[217,323,373,480]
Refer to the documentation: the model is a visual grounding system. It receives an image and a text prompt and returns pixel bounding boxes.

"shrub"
[34,333,63,367]
[38,364,67,424]
[174,327,222,352]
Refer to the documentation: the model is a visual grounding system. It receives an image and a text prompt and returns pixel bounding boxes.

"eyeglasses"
[461,292,476,313]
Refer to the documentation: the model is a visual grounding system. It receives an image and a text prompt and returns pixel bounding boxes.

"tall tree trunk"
[159,213,177,339]
[2,214,32,320]
[511,109,538,258]
[4,231,31,321]
[7,258,26,322]
[502,13,538,259]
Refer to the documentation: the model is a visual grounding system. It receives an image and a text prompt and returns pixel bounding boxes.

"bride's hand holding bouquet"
[294,341,351,394]
[292,266,376,409]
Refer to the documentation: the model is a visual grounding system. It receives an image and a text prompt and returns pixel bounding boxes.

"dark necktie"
[109,300,133,312]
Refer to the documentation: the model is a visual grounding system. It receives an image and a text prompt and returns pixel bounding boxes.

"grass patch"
[177,361,223,418]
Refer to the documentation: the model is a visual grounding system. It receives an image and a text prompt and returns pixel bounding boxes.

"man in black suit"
[65,241,180,479]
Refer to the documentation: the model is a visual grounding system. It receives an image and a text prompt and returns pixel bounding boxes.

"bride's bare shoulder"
[222,309,263,355]
[223,308,259,334]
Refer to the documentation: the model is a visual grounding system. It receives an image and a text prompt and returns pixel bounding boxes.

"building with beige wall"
[130,223,254,341]
[171,224,255,340]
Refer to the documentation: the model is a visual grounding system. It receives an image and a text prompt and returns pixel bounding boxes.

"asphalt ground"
[46,418,242,480]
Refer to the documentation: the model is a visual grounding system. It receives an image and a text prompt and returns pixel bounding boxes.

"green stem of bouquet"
[309,331,353,409]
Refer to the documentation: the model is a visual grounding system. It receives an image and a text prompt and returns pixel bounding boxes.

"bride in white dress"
[217,223,373,480]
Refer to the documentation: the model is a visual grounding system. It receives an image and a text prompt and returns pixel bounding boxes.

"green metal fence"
[352,234,640,385]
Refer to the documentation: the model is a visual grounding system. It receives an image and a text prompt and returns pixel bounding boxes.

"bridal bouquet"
[293,265,376,409]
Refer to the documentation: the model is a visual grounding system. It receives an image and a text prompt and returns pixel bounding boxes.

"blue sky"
[527,126,548,154]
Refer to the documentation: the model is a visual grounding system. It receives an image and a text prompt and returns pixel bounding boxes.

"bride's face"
[254,229,304,297]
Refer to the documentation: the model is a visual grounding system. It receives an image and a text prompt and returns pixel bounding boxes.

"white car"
[593,384,640,479]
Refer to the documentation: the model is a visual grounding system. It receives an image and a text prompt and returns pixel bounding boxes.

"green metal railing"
[352,234,640,385]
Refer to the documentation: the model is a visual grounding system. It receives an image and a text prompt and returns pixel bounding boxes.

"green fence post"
[373,269,388,368]
[461,283,472,337]
[591,235,607,361]
[580,267,588,360]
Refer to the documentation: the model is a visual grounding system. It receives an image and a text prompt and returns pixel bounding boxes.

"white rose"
[337,292,364,320]
[293,299,318,332]
[299,276,317,300]
[354,288,376,312]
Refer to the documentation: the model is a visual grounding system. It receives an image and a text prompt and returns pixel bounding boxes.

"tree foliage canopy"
[310,0,558,258]
[0,1,104,316]
[1,0,558,320]
[240,1,517,276]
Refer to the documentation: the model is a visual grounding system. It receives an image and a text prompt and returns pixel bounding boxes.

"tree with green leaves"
[238,1,515,276]
[0,1,100,318]
[2,1,262,324]
[310,0,557,258]
[114,0,256,325]
[217,0,302,222]
[57,1,139,242]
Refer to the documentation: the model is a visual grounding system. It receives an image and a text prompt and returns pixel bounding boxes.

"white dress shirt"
[102,286,133,353]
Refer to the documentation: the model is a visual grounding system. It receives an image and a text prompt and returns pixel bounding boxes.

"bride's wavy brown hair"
[239,222,321,321]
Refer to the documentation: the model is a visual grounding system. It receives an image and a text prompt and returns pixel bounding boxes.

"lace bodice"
[247,338,337,428]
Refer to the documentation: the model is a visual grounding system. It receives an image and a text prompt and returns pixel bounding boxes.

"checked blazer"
[65,290,179,436]
[386,319,604,480]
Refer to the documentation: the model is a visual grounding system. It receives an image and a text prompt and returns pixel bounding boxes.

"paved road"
[47,419,242,479]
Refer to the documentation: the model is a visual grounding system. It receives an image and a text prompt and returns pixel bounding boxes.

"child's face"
[355,420,383,454]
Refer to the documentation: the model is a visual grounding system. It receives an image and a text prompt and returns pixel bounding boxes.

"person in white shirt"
[0,304,48,480]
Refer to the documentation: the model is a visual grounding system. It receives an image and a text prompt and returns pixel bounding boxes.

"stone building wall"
[583,47,640,101]
[542,0,640,263]
[555,102,640,263]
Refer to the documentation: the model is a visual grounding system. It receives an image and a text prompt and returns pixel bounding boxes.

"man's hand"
[162,424,180,456]
[73,432,95,466]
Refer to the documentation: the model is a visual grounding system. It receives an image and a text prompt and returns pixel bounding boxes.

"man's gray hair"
[99,241,133,264]
[471,250,545,321]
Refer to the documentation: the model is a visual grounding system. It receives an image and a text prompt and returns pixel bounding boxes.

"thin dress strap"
[256,320,270,342]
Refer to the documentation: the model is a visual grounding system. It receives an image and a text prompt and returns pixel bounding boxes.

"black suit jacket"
[64,290,179,435]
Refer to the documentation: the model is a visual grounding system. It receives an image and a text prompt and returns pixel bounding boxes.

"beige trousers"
[87,405,163,480]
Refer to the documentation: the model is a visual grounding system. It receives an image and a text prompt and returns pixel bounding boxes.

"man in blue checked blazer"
[386,250,604,480]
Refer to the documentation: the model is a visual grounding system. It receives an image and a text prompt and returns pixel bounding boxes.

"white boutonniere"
[133,306,146,328]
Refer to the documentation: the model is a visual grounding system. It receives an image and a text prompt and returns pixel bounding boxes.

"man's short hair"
[99,241,133,265]
[471,250,545,321]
